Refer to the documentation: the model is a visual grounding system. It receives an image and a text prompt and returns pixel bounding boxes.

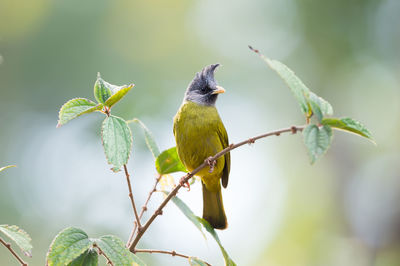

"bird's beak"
[212,86,225,94]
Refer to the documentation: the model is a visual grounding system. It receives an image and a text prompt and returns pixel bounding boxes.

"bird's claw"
[206,157,216,173]
[179,176,191,191]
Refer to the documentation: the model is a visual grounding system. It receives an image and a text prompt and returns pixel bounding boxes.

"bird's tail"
[202,182,227,229]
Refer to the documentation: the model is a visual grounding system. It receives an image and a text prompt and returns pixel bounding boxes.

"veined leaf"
[94,72,134,107]
[46,227,93,266]
[155,147,187,175]
[95,235,145,266]
[263,58,310,115]
[308,100,323,123]
[101,115,133,172]
[104,84,134,108]
[188,257,208,266]
[57,98,102,127]
[251,47,334,121]
[128,118,160,159]
[309,92,333,116]
[0,225,32,257]
[94,73,112,104]
[303,124,333,164]
[322,117,374,143]
[0,165,16,173]
[163,192,206,239]
[197,218,236,266]
[68,249,98,266]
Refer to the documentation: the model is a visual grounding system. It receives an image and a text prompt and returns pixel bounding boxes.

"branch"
[128,125,305,251]
[0,237,27,266]
[94,243,113,266]
[134,249,211,266]
[123,164,142,230]
[127,174,162,247]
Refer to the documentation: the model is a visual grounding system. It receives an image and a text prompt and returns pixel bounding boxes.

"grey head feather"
[184,64,221,106]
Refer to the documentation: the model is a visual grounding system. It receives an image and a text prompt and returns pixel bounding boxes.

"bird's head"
[184,64,225,106]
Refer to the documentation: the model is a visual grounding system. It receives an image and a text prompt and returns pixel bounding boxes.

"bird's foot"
[206,156,216,173]
[179,176,191,191]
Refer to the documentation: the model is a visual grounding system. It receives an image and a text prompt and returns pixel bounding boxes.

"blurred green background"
[1,0,399,265]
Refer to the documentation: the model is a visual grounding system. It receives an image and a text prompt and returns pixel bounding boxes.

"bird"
[173,64,230,229]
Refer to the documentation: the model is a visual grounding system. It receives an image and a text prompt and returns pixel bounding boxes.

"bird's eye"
[201,86,207,93]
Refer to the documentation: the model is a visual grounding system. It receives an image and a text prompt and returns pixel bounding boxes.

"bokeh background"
[1,0,400,265]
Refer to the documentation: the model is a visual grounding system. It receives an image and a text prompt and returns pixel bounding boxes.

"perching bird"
[173,64,230,229]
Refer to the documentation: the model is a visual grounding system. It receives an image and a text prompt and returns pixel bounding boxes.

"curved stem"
[94,243,113,266]
[127,174,162,247]
[123,165,142,230]
[128,125,305,251]
[134,249,211,266]
[0,237,27,266]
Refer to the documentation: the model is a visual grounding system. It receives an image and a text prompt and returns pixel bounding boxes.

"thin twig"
[129,125,305,251]
[94,243,113,266]
[123,164,142,230]
[0,237,28,266]
[134,249,211,266]
[127,174,162,247]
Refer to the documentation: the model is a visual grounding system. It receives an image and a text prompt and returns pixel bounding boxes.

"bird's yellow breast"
[173,101,225,190]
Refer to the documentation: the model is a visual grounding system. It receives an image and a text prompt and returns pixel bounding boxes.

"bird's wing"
[218,123,230,188]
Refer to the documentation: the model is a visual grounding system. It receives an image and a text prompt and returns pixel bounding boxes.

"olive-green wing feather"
[218,123,230,188]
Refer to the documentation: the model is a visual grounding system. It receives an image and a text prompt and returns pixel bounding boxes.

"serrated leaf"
[264,58,310,115]
[0,225,32,257]
[197,218,236,266]
[57,98,102,127]
[0,165,16,173]
[68,249,98,266]
[188,257,208,266]
[322,117,374,143]
[101,115,133,172]
[104,84,134,108]
[95,235,145,266]
[252,49,334,120]
[163,192,206,239]
[129,119,160,159]
[94,73,112,104]
[46,227,93,266]
[155,147,187,175]
[309,92,333,116]
[303,124,333,164]
[308,100,323,123]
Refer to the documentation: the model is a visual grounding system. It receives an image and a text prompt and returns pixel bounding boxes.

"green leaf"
[188,257,208,266]
[0,165,16,173]
[0,225,32,257]
[94,73,112,104]
[46,227,93,266]
[252,50,334,120]
[264,58,310,115]
[101,115,133,172]
[163,192,206,239]
[128,118,160,159]
[155,147,187,175]
[167,193,235,265]
[104,84,134,108]
[57,98,102,127]
[197,218,236,266]
[68,249,98,266]
[322,117,374,143]
[308,100,323,123]
[303,124,333,164]
[309,92,333,116]
[95,235,145,266]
